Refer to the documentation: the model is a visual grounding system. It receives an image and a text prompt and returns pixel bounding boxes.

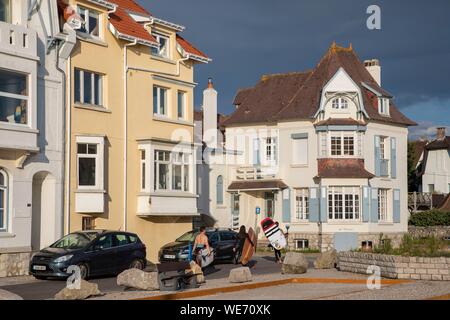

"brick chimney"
[436,127,446,140]
[364,59,381,86]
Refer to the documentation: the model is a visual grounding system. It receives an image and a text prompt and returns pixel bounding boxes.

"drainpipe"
[123,39,138,231]
[65,55,72,234]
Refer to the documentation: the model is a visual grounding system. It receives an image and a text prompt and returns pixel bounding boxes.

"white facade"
[0,0,75,263]
[422,148,450,194]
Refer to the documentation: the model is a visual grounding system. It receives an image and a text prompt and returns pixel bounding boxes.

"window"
[265,137,277,163]
[220,232,236,241]
[216,175,224,205]
[0,169,8,231]
[0,69,28,125]
[77,143,98,187]
[379,136,386,159]
[94,234,114,250]
[328,187,360,220]
[379,98,390,116]
[428,184,435,193]
[331,97,348,110]
[330,133,355,156]
[151,33,170,58]
[140,149,146,190]
[82,216,95,231]
[331,135,341,156]
[0,0,11,23]
[74,69,103,106]
[154,150,191,192]
[295,188,309,220]
[319,132,327,157]
[114,234,129,247]
[292,138,308,165]
[295,239,309,250]
[153,86,167,116]
[378,189,389,222]
[78,6,100,37]
[177,91,186,119]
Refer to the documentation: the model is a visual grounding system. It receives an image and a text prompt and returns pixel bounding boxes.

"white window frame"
[76,136,104,190]
[154,150,192,193]
[74,69,103,106]
[378,97,390,116]
[379,136,388,160]
[177,90,186,119]
[295,188,309,221]
[151,33,170,58]
[140,149,146,191]
[378,188,390,222]
[328,186,360,221]
[153,86,168,116]
[326,131,361,158]
[0,69,29,126]
[265,137,277,164]
[295,239,309,250]
[0,169,8,232]
[331,97,349,110]
[77,5,101,38]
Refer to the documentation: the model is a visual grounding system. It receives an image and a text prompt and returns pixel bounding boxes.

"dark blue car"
[29,230,146,280]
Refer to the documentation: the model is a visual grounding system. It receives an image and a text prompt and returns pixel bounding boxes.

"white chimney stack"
[203,78,218,149]
[364,59,381,86]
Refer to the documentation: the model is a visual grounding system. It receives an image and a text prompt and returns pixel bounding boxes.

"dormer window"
[0,0,11,23]
[78,6,100,38]
[379,97,390,116]
[151,33,170,58]
[332,97,348,110]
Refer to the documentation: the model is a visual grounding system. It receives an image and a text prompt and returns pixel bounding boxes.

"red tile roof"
[316,159,375,179]
[224,43,416,127]
[176,34,210,61]
[109,0,150,15]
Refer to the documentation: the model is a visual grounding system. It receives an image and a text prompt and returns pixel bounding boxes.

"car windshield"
[50,233,96,250]
[175,231,199,242]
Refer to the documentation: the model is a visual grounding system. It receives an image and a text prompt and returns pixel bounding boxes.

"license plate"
[33,265,46,271]
[164,254,176,259]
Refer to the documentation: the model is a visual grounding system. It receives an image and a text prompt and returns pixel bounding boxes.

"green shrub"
[408,210,450,227]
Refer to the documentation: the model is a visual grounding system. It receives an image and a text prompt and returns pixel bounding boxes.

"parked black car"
[29,230,146,280]
[159,228,238,263]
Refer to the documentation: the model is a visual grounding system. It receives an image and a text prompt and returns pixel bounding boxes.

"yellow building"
[60,0,210,261]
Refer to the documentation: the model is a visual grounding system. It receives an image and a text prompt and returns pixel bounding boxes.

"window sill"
[74,103,111,113]
[326,220,363,225]
[75,189,106,194]
[76,33,108,47]
[291,164,308,168]
[0,122,39,134]
[142,191,197,198]
[151,55,176,64]
[153,114,194,126]
[0,232,15,239]
[378,222,394,225]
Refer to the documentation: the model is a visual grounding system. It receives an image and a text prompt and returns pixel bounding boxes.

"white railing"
[0,21,37,58]
[235,166,276,181]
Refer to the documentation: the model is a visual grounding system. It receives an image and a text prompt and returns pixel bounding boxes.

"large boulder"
[54,280,102,300]
[0,289,23,300]
[281,252,308,274]
[228,267,252,283]
[187,261,205,284]
[314,249,337,269]
[117,268,159,291]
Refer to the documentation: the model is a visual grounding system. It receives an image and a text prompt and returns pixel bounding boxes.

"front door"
[265,192,275,219]
[231,193,240,230]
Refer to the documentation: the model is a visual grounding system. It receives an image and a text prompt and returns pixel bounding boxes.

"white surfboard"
[264,223,287,250]
[199,248,214,268]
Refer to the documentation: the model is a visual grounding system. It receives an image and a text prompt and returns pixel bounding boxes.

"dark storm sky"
[142,0,450,139]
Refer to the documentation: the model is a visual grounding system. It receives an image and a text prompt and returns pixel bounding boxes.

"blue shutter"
[362,186,370,222]
[390,137,397,179]
[216,176,223,205]
[308,187,319,222]
[282,188,291,223]
[253,138,260,166]
[320,186,327,222]
[370,187,379,223]
[393,189,401,223]
[374,136,381,176]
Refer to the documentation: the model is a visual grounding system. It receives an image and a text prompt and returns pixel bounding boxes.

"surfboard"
[240,227,257,265]
[261,218,287,250]
[199,248,214,268]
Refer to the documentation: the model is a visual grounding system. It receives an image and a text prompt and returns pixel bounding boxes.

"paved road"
[1,254,309,300]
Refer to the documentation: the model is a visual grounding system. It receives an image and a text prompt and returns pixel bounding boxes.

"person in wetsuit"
[233,225,254,265]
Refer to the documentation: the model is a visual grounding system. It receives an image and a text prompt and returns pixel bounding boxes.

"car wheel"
[78,263,89,280]
[129,259,144,270]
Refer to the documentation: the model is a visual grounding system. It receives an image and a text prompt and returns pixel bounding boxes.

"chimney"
[203,78,218,149]
[364,59,381,86]
[436,127,446,141]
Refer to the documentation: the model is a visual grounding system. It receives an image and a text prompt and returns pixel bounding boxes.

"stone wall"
[0,252,31,278]
[338,251,450,281]
[408,226,450,239]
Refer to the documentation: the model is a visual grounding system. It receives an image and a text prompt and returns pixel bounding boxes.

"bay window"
[0,69,28,125]
[153,86,167,116]
[295,188,309,220]
[78,6,100,37]
[319,131,363,158]
[74,69,103,106]
[0,169,7,231]
[328,186,360,220]
[154,150,191,192]
[140,150,146,190]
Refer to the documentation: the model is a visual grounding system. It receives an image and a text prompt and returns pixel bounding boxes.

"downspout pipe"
[123,39,138,231]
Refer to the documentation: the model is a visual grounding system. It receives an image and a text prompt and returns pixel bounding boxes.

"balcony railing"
[235,166,276,181]
[0,21,37,58]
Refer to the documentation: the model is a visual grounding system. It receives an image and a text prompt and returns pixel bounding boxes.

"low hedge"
[408,210,450,227]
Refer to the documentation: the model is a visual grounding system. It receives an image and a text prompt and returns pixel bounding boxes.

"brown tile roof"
[410,140,428,168]
[223,43,416,127]
[425,136,450,151]
[176,34,209,61]
[316,159,375,179]
[228,179,288,191]
[315,118,366,126]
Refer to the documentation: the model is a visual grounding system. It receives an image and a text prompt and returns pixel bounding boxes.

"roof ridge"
[260,71,312,82]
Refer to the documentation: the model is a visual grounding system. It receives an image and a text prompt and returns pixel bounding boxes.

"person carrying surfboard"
[233,225,254,264]
[193,226,212,266]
